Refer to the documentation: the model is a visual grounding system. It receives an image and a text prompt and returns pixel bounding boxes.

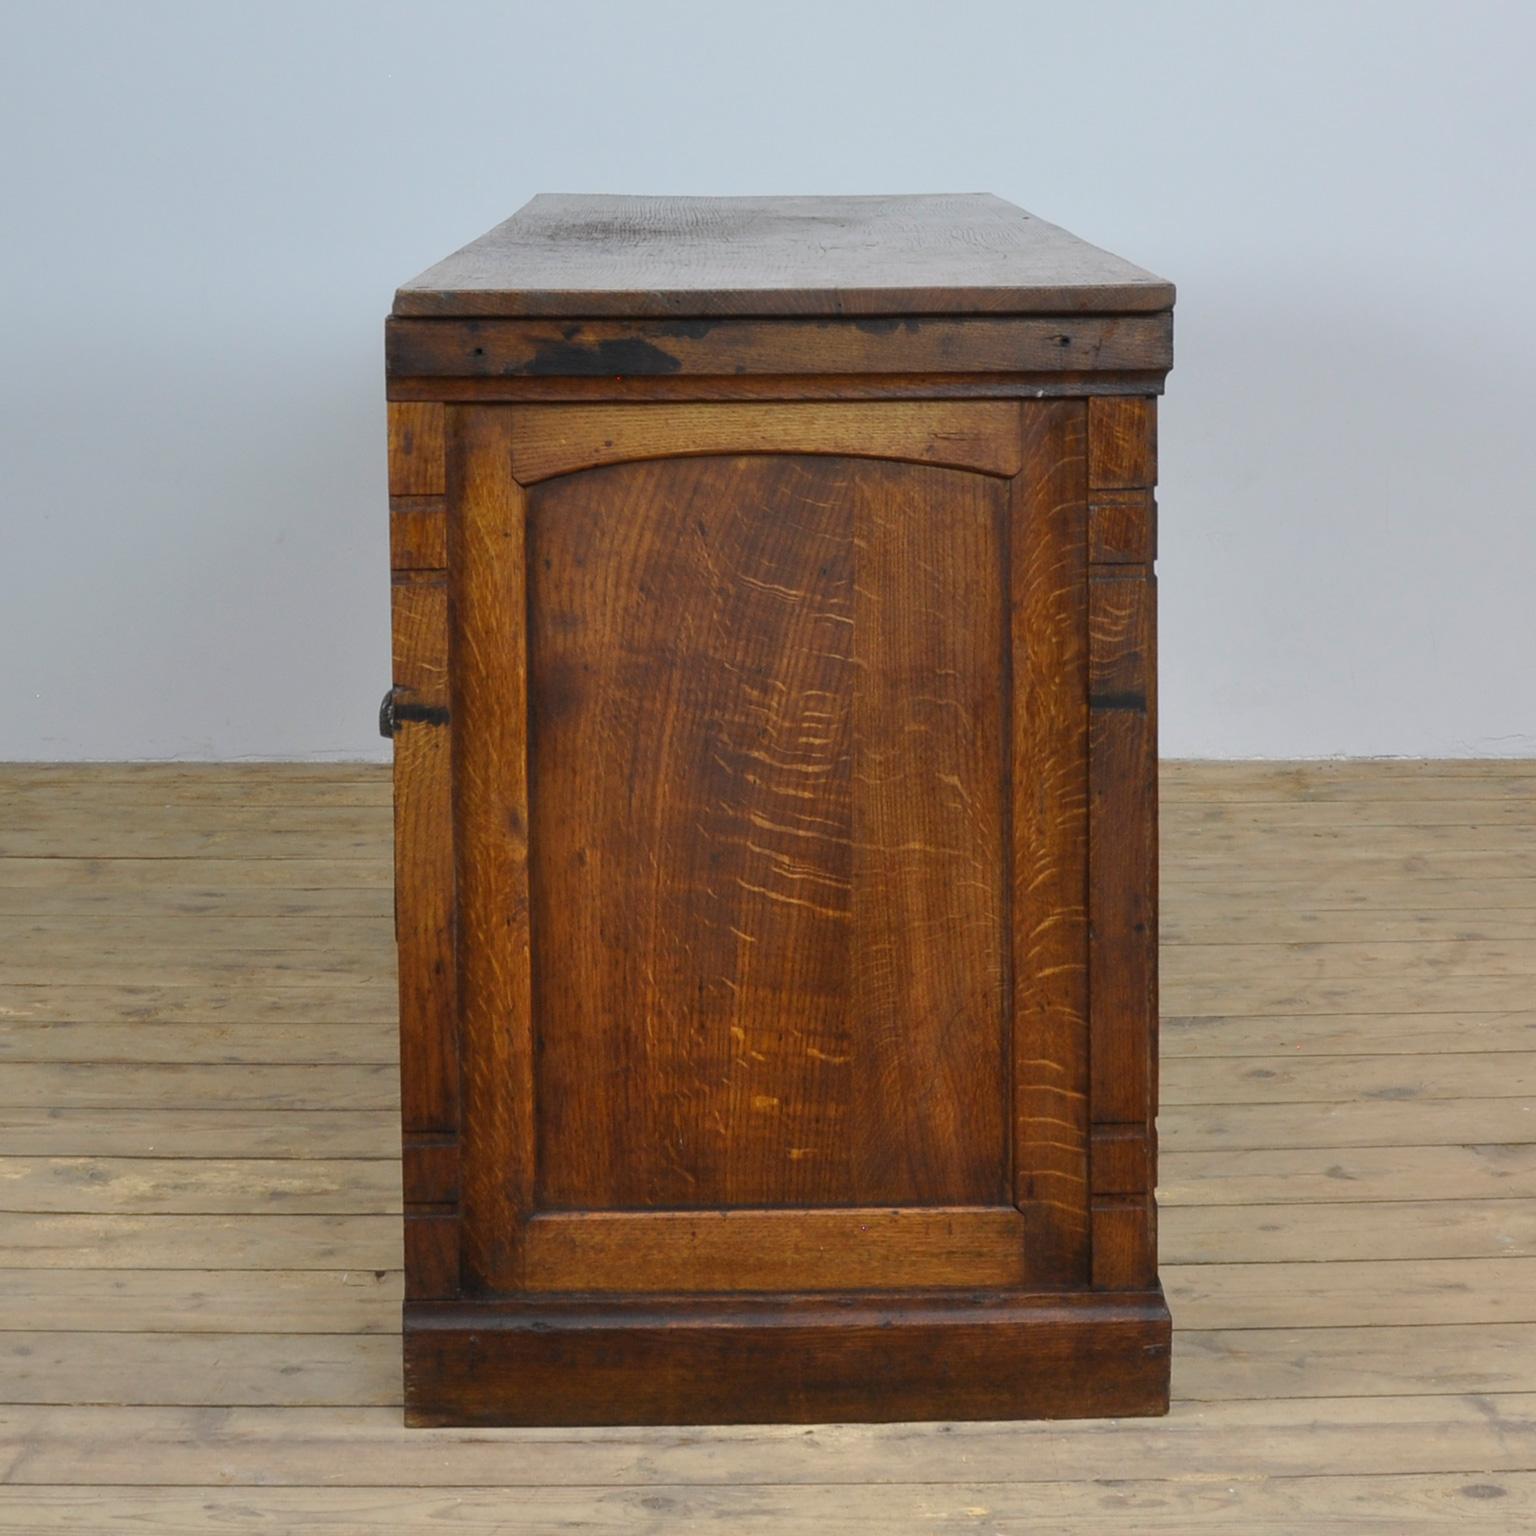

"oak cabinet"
[384,195,1173,1425]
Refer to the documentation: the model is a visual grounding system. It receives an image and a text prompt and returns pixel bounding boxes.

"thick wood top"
[393,194,1174,320]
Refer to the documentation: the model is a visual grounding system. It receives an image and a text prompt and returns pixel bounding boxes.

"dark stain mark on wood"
[653,319,716,340]
[525,338,682,376]
[852,318,922,336]
[1088,691,1147,713]
[394,701,452,727]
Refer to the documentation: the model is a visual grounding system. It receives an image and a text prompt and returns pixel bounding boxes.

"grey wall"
[4,0,1533,761]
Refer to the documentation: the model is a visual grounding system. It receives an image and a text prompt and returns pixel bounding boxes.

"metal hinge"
[378,687,398,739]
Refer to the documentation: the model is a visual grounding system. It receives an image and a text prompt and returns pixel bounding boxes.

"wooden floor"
[2,761,1535,1531]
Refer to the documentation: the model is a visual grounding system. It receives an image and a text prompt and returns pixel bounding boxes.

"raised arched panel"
[527,452,1010,1212]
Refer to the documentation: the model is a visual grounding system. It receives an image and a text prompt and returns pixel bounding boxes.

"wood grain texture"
[8,1394,1536,1488]
[1010,400,1092,1282]
[521,1208,1031,1292]
[1089,564,1159,1291]
[1084,392,1158,1296]
[393,193,1175,319]
[392,720,453,1146]
[847,458,1011,1205]
[386,313,1173,381]
[0,1062,397,1110]
[1092,1196,1158,1290]
[386,403,445,496]
[389,370,1172,404]
[444,406,533,1292]
[388,496,448,571]
[508,400,1024,482]
[1,1476,1531,1531]
[399,1138,457,1205]
[388,432,458,1302]
[1087,396,1157,489]
[1089,569,1157,1127]
[0,1155,397,1214]
[389,571,448,710]
[1091,1124,1154,1195]
[0,1211,400,1270]
[404,1291,1170,1427]
[526,451,1009,1210]
[1089,488,1156,564]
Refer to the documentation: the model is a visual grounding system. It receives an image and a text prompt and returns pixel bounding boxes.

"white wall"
[4,0,1533,761]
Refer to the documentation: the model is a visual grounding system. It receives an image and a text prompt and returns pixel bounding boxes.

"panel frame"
[387,403,461,1303]
[439,400,1093,1297]
[1086,395,1160,1292]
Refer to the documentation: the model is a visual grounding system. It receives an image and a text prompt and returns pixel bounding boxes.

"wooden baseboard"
[403,1288,1172,1426]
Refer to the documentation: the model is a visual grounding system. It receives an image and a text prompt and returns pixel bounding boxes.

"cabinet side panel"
[1010,401,1091,1284]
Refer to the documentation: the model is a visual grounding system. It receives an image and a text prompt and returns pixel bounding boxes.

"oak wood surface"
[507,400,1024,482]
[393,194,1175,319]
[385,403,445,496]
[385,313,1173,381]
[404,1291,1169,1427]
[1009,401,1091,1278]
[387,369,1173,404]
[1,760,1535,1524]
[524,450,1010,1212]
[418,397,1129,1391]
[444,406,531,1293]
[519,1207,1032,1292]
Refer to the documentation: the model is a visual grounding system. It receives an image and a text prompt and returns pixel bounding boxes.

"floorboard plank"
[0,1109,397,1158]
[0,1023,398,1066]
[0,1476,1527,1533]
[1163,940,1536,983]
[0,1157,400,1215]
[1162,1051,1536,1103]
[1163,1011,1536,1058]
[1160,1143,1536,1205]
[1164,910,1536,944]
[0,1269,400,1333]
[1162,1198,1536,1263]
[2,1396,1531,1485]
[1165,1258,1536,1328]
[0,1064,399,1111]
[0,1213,401,1270]
[0,986,397,1025]
[1163,1097,1536,1152]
